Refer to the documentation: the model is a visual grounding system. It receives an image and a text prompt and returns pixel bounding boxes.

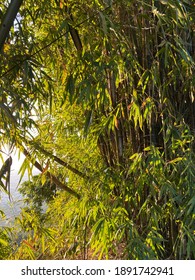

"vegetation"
[0,0,195,259]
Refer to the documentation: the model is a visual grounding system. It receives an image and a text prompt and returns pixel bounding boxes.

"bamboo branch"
[30,141,89,179]
[22,148,81,200]
[68,24,83,52]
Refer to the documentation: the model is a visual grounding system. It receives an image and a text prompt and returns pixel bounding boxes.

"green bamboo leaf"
[167,157,183,164]
[41,173,47,185]
[25,244,35,260]
[0,210,5,218]
[92,217,105,237]
[66,74,75,104]
[18,158,30,186]
[84,110,93,137]
[187,197,195,215]
[58,19,68,33]
[41,235,45,254]
[41,228,57,242]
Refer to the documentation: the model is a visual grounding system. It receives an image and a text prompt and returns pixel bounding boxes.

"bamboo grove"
[0,0,195,259]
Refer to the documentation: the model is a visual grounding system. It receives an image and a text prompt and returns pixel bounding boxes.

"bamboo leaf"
[92,217,105,237]
[84,110,93,137]
[167,157,183,164]
[41,173,47,185]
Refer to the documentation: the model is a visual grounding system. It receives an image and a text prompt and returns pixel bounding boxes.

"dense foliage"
[0,0,195,259]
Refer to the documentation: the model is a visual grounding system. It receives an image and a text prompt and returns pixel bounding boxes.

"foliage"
[19,175,56,213]
[0,0,195,259]
[0,225,12,259]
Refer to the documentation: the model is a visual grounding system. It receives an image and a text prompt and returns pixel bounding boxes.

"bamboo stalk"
[0,0,23,52]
